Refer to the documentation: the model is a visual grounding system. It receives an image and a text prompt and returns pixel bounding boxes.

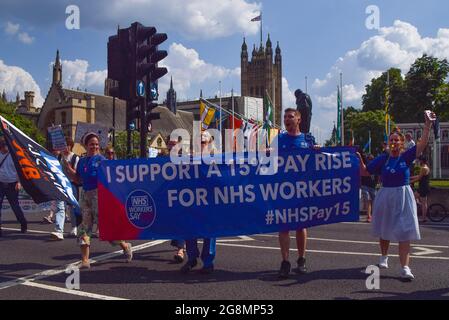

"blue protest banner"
[98,147,360,241]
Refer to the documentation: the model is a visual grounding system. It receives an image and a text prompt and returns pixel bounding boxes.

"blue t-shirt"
[76,154,105,191]
[367,145,416,188]
[277,132,314,150]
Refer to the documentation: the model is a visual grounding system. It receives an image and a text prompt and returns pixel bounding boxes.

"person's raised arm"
[416,111,435,157]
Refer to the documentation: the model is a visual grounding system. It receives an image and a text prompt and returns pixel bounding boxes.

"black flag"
[0,116,79,208]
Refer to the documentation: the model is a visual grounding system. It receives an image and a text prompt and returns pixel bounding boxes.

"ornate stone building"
[241,35,282,127]
[37,50,127,144]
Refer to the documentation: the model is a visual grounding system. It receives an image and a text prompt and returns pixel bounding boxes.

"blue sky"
[1,0,448,142]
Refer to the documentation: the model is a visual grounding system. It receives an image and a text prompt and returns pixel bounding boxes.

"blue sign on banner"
[98,147,360,240]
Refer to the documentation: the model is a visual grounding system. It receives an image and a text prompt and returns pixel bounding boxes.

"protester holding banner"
[69,132,132,268]
[0,136,27,236]
[59,137,81,236]
[49,148,67,240]
[357,111,435,280]
[181,131,217,274]
[277,108,317,279]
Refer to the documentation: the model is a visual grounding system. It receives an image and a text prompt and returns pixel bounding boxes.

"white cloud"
[76,0,260,40]
[5,22,19,35]
[0,59,44,107]
[4,21,34,44]
[310,20,449,143]
[57,59,107,93]
[159,42,240,100]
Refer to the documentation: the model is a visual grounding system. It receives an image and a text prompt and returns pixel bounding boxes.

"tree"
[114,131,140,159]
[0,100,45,145]
[404,54,449,123]
[434,83,449,121]
[362,68,406,121]
[345,110,394,156]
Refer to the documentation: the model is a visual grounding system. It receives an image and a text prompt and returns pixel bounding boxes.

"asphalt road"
[1,210,449,301]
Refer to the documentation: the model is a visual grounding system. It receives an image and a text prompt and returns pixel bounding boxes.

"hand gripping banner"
[98,147,360,240]
[0,116,79,208]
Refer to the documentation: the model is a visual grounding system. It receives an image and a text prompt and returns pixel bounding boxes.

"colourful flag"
[0,115,79,208]
[229,114,243,131]
[200,101,216,131]
[251,14,261,22]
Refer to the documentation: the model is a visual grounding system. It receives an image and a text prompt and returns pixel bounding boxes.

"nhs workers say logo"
[125,190,156,229]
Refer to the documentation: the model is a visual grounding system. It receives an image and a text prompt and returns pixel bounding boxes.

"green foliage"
[345,110,394,156]
[0,100,45,145]
[361,55,449,123]
[114,131,140,159]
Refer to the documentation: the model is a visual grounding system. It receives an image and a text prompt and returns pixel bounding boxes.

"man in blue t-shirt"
[277,108,316,278]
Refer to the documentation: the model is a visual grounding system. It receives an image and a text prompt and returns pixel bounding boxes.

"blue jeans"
[54,200,66,233]
[186,238,216,268]
[0,182,27,227]
[69,183,81,227]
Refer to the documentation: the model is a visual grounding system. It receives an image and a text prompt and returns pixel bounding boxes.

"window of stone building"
[250,87,254,95]
[442,130,449,142]
[61,111,66,124]
[256,87,260,96]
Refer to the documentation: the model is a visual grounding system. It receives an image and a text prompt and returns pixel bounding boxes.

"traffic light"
[127,99,140,130]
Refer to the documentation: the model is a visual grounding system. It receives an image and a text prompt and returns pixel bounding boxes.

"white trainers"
[378,256,389,269]
[69,227,77,237]
[401,266,415,280]
[50,232,64,240]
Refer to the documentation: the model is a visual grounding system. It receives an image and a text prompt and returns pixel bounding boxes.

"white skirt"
[371,185,421,242]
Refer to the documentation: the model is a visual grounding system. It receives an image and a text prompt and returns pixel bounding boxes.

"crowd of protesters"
[0,108,437,281]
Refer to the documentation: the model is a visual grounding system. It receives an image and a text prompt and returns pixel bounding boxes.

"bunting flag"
[200,101,216,131]
[229,114,243,131]
[336,86,342,145]
[242,120,260,152]
[0,116,79,208]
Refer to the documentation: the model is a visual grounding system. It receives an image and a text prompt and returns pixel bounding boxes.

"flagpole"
[305,76,308,94]
[340,73,344,146]
[232,88,235,131]
[260,12,263,46]
[387,70,390,137]
[219,81,222,134]
[272,77,275,126]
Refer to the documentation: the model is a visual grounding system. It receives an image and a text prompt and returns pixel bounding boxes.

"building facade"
[241,35,282,127]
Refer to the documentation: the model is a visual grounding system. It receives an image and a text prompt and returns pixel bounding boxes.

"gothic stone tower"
[241,35,282,127]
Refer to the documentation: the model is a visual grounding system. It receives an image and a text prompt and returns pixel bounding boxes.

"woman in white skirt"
[357,111,435,280]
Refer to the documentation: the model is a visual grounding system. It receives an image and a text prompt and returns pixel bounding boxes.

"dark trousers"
[186,238,216,268]
[0,182,27,227]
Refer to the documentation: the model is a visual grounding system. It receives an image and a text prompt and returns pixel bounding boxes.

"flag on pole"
[363,135,371,153]
[200,101,216,131]
[336,86,342,145]
[0,115,79,208]
[263,93,274,130]
[349,130,355,146]
[251,14,261,21]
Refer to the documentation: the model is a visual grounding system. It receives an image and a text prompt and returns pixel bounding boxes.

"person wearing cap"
[66,132,132,268]
[0,136,27,236]
[181,130,217,274]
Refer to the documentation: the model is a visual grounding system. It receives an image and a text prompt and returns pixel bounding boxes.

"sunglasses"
[106,151,115,154]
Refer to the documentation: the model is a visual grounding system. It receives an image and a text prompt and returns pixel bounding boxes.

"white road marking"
[217,236,254,242]
[343,221,449,228]
[215,242,449,260]
[0,240,167,291]
[255,234,449,249]
[21,281,128,300]
[412,246,443,256]
[2,227,52,235]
